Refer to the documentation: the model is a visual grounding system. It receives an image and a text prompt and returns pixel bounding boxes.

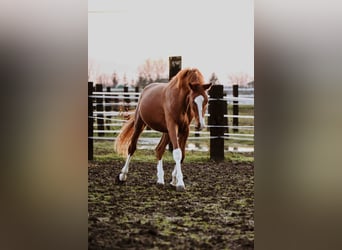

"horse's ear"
[203,83,213,91]
[189,82,199,91]
[183,69,191,77]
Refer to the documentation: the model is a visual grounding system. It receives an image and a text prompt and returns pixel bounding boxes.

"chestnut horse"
[115,68,212,191]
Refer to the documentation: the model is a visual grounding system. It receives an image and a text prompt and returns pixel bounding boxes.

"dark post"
[233,84,239,133]
[168,56,182,152]
[224,90,228,134]
[169,56,182,79]
[113,90,119,112]
[88,82,94,160]
[95,84,104,137]
[135,86,140,104]
[105,86,112,131]
[123,86,130,111]
[208,85,225,161]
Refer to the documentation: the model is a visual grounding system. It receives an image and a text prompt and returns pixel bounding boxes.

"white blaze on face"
[194,95,205,129]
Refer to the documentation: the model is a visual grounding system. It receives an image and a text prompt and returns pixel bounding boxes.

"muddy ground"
[88,160,254,249]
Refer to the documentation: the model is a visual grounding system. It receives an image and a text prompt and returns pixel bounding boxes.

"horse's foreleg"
[167,125,185,191]
[178,128,189,163]
[155,133,170,185]
[172,148,185,191]
[170,165,177,187]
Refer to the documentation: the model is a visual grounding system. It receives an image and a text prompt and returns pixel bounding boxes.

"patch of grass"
[92,141,253,164]
[227,152,254,163]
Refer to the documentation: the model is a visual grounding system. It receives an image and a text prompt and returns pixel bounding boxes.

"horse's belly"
[145,120,168,133]
[139,101,167,133]
[141,112,168,132]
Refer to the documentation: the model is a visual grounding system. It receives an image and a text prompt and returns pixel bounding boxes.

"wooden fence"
[88,82,254,161]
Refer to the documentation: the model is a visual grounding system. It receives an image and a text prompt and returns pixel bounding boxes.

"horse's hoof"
[116,174,126,184]
[170,179,177,187]
[119,173,127,181]
[176,186,185,192]
[156,182,165,188]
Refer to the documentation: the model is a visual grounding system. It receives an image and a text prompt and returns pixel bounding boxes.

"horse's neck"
[166,84,193,111]
[181,89,194,119]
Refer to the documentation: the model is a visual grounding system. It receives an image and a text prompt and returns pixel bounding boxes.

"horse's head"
[175,68,212,130]
[189,82,212,130]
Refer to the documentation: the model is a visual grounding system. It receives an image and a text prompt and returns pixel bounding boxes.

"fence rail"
[88,82,254,161]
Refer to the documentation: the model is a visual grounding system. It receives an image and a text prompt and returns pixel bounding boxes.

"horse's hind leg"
[118,116,145,182]
[155,133,170,185]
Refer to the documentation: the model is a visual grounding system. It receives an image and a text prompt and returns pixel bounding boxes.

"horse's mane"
[168,68,205,90]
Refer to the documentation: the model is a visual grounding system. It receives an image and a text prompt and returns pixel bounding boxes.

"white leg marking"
[157,160,165,185]
[119,155,131,181]
[172,148,185,190]
[170,166,177,186]
[194,95,206,129]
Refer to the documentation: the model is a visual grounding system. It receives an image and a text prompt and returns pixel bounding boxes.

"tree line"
[88,58,253,88]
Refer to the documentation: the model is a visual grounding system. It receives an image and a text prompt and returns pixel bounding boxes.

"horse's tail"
[114,115,135,156]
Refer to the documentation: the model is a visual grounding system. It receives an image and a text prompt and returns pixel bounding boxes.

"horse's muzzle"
[195,121,206,131]
[195,125,202,131]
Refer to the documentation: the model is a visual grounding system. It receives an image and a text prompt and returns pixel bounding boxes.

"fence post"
[169,56,182,79]
[95,84,104,137]
[113,90,119,112]
[168,56,182,152]
[123,86,130,111]
[105,86,112,130]
[88,82,94,160]
[208,85,225,161]
[233,84,239,133]
[135,86,140,104]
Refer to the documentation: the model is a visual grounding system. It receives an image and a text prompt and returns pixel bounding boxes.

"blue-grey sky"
[88,0,253,84]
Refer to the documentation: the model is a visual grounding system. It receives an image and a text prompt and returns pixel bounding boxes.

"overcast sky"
[88,0,253,84]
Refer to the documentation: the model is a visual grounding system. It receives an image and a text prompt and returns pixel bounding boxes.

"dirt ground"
[88,160,254,249]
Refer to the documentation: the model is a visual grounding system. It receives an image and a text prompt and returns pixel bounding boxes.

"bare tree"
[138,58,154,81]
[228,72,253,86]
[209,72,220,85]
[138,58,167,82]
[154,58,167,81]
[96,73,111,86]
[122,73,128,86]
[112,72,119,87]
[136,73,148,88]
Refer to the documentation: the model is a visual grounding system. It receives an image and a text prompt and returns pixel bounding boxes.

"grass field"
[93,141,254,164]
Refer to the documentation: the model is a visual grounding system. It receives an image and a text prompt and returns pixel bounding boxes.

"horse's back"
[140,82,166,100]
[141,82,165,93]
